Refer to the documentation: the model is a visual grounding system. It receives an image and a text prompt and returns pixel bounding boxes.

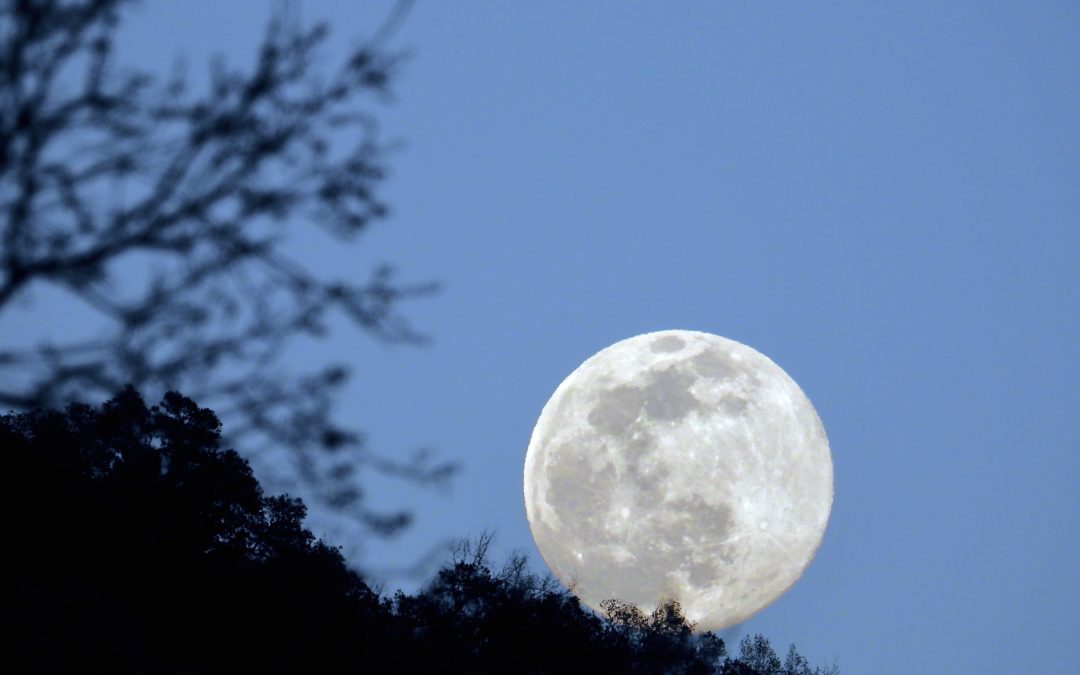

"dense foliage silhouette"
[0,0,453,546]
[6,389,837,674]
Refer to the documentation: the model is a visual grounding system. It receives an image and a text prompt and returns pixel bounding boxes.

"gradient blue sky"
[11,2,1080,672]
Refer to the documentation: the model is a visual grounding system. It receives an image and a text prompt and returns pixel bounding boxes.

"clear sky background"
[9,2,1080,673]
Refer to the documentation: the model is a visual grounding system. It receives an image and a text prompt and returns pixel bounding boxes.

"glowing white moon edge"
[523,330,833,631]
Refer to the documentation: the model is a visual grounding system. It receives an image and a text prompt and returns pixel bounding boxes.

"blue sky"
[10,2,1080,672]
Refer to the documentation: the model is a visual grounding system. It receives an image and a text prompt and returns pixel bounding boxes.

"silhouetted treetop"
[7,389,836,674]
[8,386,389,672]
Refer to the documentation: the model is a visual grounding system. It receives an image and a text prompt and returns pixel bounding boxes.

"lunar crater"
[642,367,701,421]
[587,366,707,439]
[650,335,686,353]
[587,385,645,436]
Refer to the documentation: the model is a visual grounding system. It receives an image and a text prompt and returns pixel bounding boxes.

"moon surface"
[523,330,832,631]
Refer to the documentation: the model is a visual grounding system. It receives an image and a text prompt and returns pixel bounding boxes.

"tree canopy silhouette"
[7,388,837,674]
[0,0,454,546]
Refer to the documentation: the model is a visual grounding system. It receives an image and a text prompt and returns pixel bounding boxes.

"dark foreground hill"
[5,387,836,674]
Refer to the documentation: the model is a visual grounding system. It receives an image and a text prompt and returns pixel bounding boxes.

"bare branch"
[0,0,454,560]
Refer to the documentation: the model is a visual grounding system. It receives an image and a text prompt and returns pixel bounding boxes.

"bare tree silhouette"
[0,0,454,551]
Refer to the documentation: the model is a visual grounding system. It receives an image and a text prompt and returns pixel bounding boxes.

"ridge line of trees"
[7,387,838,674]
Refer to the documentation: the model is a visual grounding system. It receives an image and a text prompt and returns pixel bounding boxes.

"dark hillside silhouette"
[8,386,392,673]
[6,388,836,674]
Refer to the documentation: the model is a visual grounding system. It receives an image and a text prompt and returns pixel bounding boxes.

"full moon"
[523,330,832,631]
